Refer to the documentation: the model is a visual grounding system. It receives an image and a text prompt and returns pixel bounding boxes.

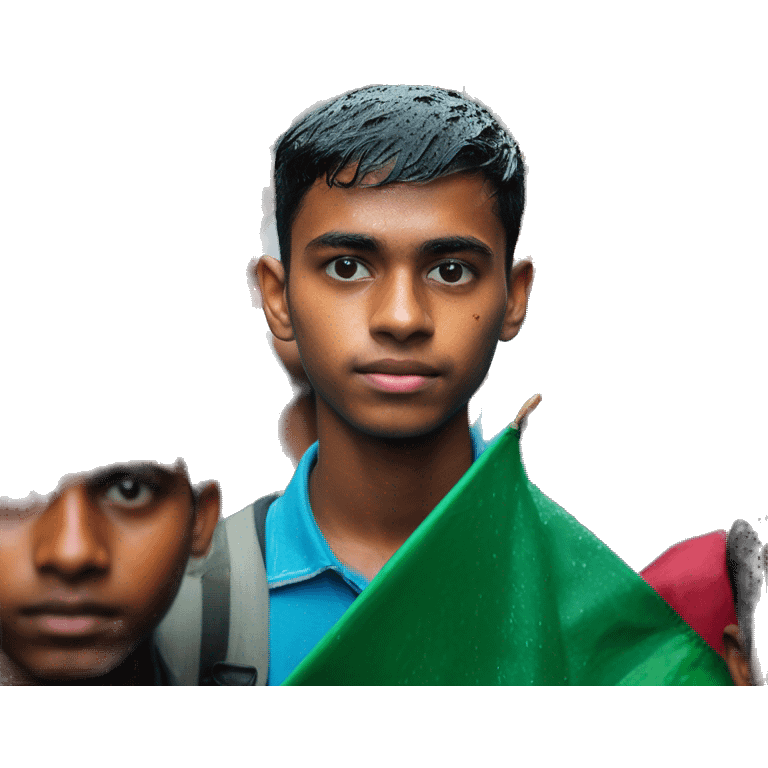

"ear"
[246,257,263,309]
[255,256,294,342]
[723,624,755,686]
[189,482,222,558]
[500,260,534,342]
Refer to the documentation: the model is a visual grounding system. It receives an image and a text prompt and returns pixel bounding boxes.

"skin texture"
[0,462,220,683]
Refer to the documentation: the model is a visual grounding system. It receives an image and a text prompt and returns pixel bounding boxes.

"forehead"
[64,458,179,477]
[1,460,187,508]
[58,459,187,488]
[292,172,506,256]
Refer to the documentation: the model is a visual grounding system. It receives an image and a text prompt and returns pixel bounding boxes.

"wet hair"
[273,84,525,276]
[726,519,766,668]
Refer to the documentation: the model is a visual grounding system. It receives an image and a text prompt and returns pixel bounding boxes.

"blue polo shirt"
[265,425,490,685]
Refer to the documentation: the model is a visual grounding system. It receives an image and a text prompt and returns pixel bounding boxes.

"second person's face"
[0,462,217,681]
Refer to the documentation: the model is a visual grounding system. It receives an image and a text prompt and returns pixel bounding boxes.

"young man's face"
[261,171,531,440]
[0,463,219,682]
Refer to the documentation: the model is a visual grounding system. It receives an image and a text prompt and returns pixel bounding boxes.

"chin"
[352,412,458,442]
[25,645,129,682]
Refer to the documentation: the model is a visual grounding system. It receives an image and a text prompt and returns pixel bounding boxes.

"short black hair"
[273,84,525,275]
[726,519,766,666]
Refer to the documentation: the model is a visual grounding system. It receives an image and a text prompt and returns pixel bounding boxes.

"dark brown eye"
[440,263,461,282]
[116,479,141,500]
[430,261,475,285]
[104,477,153,508]
[325,257,370,281]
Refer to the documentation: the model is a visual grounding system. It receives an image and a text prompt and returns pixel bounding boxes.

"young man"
[256,86,534,684]
[255,84,533,684]
[0,461,220,685]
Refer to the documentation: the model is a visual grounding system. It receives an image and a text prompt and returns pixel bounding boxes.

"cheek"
[0,527,34,607]
[443,313,506,407]
[113,511,192,619]
[290,287,359,380]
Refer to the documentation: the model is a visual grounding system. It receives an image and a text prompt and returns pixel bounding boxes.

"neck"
[309,401,474,581]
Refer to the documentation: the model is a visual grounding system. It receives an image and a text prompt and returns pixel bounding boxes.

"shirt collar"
[266,422,489,591]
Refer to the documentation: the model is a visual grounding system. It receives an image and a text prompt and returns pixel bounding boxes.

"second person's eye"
[103,477,154,509]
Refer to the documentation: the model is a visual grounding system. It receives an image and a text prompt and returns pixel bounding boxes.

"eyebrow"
[84,461,176,483]
[306,231,495,260]
[85,462,183,489]
[0,464,190,512]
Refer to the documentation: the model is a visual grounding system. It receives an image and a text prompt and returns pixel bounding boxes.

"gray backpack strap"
[198,522,233,685]
[214,492,280,685]
[154,551,208,685]
[214,491,285,685]
[154,492,280,685]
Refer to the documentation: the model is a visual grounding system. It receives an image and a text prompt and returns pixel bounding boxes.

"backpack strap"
[213,492,280,685]
[154,492,281,685]
[198,521,233,685]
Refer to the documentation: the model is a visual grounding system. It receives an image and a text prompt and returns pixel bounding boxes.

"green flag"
[284,426,732,685]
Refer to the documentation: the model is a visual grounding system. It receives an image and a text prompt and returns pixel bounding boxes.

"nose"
[33,485,110,578]
[368,268,434,343]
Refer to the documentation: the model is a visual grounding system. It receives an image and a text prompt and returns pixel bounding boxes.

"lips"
[32,615,113,635]
[20,590,120,638]
[363,373,434,393]
[356,359,440,376]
